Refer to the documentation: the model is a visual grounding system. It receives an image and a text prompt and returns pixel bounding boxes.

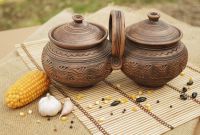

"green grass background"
[0,0,197,30]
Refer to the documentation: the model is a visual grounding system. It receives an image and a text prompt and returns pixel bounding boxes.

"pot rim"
[125,25,183,46]
[48,22,108,50]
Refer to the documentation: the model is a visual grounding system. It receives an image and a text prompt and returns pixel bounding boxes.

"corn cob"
[5,70,49,108]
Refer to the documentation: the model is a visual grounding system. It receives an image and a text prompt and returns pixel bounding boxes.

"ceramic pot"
[42,14,124,88]
[109,11,188,87]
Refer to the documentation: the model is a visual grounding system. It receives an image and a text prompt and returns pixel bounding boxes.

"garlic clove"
[59,98,74,119]
[38,93,62,117]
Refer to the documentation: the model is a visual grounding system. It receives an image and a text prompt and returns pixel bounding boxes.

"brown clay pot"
[42,14,124,88]
[109,11,188,87]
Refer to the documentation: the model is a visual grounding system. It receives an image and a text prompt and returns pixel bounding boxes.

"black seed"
[136,97,147,103]
[99,106,102,109]
[101,98,105,101]
[110,112,113,116]
[70,125,73,129]
[71,120,74,124]
[53,128,57,132]
[187,80,193,86]
[170,105,173,108]
[110,100,121,106]
[192,92,198,99]
[156,100,160,103]
[180,94,187,100]
[122,109,126,113]
[182,87,187,93]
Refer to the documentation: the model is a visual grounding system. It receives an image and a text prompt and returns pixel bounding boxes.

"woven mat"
[15,38,200,135]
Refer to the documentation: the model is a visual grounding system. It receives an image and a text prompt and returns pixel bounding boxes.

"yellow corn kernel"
[75,94,85,100]
[180,72,185,76]
[131,107,138,112]
[120,98,129,104]
[144,103,152,111]
[147,90,153,95]
[138,91,143,95]
[60,116,67,121]
[130,94,137,100]
[5,70,49,109]
[104,96,112,100]
[19,112,25,117]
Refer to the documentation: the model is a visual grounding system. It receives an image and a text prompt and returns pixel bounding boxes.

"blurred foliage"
[0,0,199,30]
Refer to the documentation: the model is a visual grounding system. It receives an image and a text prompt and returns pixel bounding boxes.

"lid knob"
[72,15,84,23]
[147,12,160,22]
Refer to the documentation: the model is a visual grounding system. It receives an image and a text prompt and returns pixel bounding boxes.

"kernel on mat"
[28,110,33,114]
[131,107,138,112]
[138,91,143,95]
[130,94,137,100]
[19,112,25,117]
[180,72,185,76]
[5,70,49,109]
[98,117,105,123]
[119,98,129,103]
[75,94,85,100]
[60,116,67,121]
[147,90,153,95]
[104,96,112,100]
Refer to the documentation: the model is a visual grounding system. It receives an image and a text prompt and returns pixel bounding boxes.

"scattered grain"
[60,116,67,121]
[138,91,143,95]
[180,72,185,76]
[19,112,25,117]
[88,104,93,109]
[120,98,128,103]
[95,101,100,105]
[147,90,153,95]
[192,92,198,99]
[103,100,109,104]
[98,117,105,123]
[130,94,137,100]
[36,120,41,124]
[105,96,112,100]
[110,100,121,106]
[131,107,138,112]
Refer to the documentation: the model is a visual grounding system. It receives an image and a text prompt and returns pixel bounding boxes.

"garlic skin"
[38,93,62,116]
[59,98,74,119]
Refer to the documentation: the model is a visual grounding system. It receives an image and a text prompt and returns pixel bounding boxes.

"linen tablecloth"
[1,5,200,135]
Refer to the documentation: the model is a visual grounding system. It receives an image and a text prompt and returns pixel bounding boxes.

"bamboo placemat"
[15,39,200,135]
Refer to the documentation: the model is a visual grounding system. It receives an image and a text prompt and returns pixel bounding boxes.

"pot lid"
[49,15,108,49]
[126,12,182,46]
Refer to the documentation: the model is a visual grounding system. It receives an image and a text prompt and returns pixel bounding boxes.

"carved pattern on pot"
[45,41,110,61]
[122,42,188,87]
[42,41,112,87]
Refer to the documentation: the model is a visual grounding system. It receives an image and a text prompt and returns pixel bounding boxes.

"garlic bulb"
[38,93,62,116]
[59,98,74,119]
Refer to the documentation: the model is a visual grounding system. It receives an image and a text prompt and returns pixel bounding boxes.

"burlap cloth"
[1,5,200,135]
